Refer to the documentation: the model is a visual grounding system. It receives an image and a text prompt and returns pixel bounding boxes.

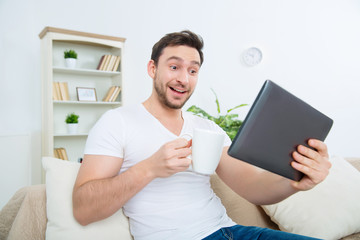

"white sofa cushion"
[42,157,133,240]
[261,156,360,240]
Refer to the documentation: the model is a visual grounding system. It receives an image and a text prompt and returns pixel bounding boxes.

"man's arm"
[216,139,331,205]
[72,138,191,226]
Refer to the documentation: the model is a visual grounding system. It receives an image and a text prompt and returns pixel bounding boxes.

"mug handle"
[180,133,192,141]
[180,133,193,148]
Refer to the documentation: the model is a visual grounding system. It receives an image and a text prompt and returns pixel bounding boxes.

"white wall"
[0,0,359,205]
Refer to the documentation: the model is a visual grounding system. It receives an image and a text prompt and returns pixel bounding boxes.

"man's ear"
[147,60,156,79]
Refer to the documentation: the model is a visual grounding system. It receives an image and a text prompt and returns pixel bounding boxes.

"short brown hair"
[151,30,204,66]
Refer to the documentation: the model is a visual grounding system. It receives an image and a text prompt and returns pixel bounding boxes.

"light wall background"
[0,0,359,207]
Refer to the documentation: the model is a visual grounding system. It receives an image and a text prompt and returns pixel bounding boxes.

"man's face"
[149,45,201,109]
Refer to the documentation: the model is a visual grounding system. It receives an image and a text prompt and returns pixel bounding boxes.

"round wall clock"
[243,47,263,66]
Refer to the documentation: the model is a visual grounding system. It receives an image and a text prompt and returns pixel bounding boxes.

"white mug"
[183,128,225,175]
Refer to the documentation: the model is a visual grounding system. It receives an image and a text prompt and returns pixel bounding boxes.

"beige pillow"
[42,157,133,240]
[262,156,360,240]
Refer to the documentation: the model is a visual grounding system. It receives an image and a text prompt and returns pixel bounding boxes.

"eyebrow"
[166,56,201,67]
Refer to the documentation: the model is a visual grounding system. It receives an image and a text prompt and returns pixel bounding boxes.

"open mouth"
[170,86,186,94]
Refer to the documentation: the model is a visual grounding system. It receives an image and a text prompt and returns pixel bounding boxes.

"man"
[73,30,331,240]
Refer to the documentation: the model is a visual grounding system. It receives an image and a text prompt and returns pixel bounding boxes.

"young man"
[73,30,331,240]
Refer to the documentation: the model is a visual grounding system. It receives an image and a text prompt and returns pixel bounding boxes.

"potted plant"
[187,89,248,140]
[64,49,78,68]
[65,112,79,134]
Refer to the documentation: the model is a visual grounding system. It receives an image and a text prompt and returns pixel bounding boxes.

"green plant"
[65,113,79,124]
[64,49,78,59]
[187,89,247,140]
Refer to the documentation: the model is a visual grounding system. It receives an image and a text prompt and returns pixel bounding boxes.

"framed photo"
[76,87,97,102]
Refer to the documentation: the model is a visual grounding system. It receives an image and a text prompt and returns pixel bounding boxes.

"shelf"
[40,27,125,173]
[54,133,88,137]
[53,66,121,77]
[54,100,122,105]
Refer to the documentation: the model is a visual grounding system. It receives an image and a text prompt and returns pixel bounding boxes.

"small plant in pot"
[65,112,79,134]
[64,49,78,68]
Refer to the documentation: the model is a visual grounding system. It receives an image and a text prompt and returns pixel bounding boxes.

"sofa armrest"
[347,157,360,171]
[1,185,47,240]
[0,186,28,239]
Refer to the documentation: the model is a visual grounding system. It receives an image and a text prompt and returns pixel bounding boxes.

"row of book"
[97,55,121,72]
[52,82,121,102]
[54,147,68,160]
[53,82,70,101]
[102,86,121,102]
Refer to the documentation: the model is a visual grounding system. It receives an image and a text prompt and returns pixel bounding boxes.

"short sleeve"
[84,110,125,158]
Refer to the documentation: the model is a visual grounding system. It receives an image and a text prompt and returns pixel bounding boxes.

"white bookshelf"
[39,27,125,180]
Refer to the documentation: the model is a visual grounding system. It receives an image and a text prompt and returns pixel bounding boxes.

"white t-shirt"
[84,104,236,240]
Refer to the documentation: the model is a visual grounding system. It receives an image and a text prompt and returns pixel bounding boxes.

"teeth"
[172,87,185,93]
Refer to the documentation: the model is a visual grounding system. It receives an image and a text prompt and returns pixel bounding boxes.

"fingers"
[308,139,329,158]
[291,151,321,178]
[295,139,329,165]
[297,145,318,164]
[164,138,191,158]
[291,139,331,190]
[187,139,192,148]
[292,151,316,171]
[153,138,192,175]
[172,139,192,169]
[160,152,191,177]
[167,157,192,169]
[170,137,191,150]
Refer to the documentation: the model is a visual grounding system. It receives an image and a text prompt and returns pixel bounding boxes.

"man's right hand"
[147,138,192,178]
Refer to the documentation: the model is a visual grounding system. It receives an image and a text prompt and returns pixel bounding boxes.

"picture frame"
[76,87,97,102]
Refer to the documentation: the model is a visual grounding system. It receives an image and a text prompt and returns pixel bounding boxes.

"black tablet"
[228,80,333,181]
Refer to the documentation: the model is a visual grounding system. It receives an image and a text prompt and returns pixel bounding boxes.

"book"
[98,55,108,70]
[59,82,70,101]
[106,55,117,71]
[97,55,121,71]
[112,56,121,72]
[60,148,68,160]
[55,148,63,159]
[100,55,111,71]
[53,82,62,100]
[102,86,116,102]
[54,147,69,160]
[96,55,105,70]
[109,86,121,102]
[56,82,62,100]
[54,149,60,158]
[52,82,60,100]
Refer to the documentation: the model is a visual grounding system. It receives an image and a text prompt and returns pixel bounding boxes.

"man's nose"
[177,70,189,84]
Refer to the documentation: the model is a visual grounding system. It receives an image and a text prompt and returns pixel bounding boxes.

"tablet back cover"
[228,80,333,181]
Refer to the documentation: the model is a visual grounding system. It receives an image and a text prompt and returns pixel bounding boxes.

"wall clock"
[243,47,263,66]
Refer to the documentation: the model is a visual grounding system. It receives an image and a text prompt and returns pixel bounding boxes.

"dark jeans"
[203,225,322,240]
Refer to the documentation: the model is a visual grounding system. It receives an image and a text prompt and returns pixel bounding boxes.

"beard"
[153,73,192,109]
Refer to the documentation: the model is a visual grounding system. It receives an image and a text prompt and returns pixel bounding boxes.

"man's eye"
[190,69,197,74]
[170,66,177,70]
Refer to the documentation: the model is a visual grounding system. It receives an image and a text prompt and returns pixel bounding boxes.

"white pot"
[67,123,78,134]
[65,58,77,68]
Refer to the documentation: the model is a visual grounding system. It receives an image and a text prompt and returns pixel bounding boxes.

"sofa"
[1,156,360,240]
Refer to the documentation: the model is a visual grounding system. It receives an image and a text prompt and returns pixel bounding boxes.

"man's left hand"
[291,139,331,191]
